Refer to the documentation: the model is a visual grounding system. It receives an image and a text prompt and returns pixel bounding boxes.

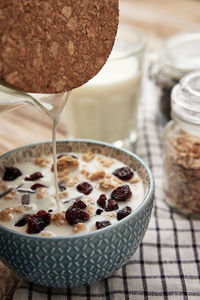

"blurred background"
[0,0,200,154]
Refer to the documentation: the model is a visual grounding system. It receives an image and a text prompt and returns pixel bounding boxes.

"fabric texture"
[2,65,200,300]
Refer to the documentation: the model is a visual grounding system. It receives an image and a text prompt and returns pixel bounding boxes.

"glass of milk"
[63,24,145,150]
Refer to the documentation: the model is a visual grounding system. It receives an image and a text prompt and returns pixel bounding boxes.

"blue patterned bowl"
[0,140,154,288]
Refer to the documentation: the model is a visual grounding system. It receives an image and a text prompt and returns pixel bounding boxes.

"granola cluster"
[164,132,200,214]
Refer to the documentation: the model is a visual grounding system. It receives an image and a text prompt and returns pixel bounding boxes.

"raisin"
[3,167,22,181]
[31,183,47,190]
[65,206,89,225]
[97,194,107,208]
[117,206,132,220]
[58,182,66,191]
[111,185,132,201]
[26,210,51,234]
[76,182,93,195]
[112,167,133,181]
[15,215,28,227]
[73,199,87,209]
[96,208,103,215]
[105,199,119,211]
[96,220,111,230]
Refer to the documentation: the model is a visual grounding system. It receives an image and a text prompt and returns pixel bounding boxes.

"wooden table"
[0,0,200,155]
[0,0,200,297]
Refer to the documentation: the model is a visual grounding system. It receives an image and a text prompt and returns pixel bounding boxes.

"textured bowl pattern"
[0,140,154,288]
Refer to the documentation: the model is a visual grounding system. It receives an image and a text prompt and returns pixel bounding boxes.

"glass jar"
[62,24,145,150]
[163,71,200,216]
[153,31,200,124]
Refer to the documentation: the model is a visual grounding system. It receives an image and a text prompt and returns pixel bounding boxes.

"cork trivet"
[0,0,119,93]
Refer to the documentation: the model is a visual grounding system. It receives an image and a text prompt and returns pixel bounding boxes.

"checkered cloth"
[2,67,200,300]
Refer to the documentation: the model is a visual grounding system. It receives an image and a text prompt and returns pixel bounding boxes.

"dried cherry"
[26,210,51,234]
[111,185,132,201]
[73,199,87,209]
[76,182,93,195]
[97,194,107,208]
[96,220,111,230]
[117,206,132,220]
[3,167,22,181]
[105,199,119,211]
[31,183,47,190]
[24,172,43,181]
[65,206,89,225]
[112,167,133,181]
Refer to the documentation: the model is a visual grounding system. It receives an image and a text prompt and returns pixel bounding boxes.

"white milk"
[64,56,141,146]
[63,25,145,149]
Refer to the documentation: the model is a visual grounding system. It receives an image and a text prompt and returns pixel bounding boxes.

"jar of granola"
[163,71,200,216]
[152,31,200,124]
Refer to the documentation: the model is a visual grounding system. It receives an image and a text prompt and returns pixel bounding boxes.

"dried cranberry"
[117,206,132,220]
[73,199,87,209]
[96,208,103,215]
[105,199,119,211]
[26,210,51,234]
[96,220,111,230]
[97,194,107,208]
[76,182,93,195]
[3,167,22,181]
[31,183,47,190]
[111,185,132,201]
[15,215,28,227]
[65,206,89,225]
[113,167,133,181]
[24,172,43,181]
[58,182,66,191]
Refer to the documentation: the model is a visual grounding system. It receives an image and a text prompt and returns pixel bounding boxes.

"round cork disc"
[0,0,118,93]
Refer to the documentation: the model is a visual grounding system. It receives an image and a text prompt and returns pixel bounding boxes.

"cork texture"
[0,0,118,93]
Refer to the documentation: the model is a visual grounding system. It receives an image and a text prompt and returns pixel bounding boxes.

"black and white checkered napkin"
[13,73,200,300]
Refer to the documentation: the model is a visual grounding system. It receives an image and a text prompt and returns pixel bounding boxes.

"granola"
[82,152,95,162]
[164,131,200,214]
[72,223,86,234]
[89,170,105,181]
[0,152,144,236]
[51,212,67,226]
[99,178,116,190]
[36,188,48,200]
[34,157,50,168]
[56,155,79,171]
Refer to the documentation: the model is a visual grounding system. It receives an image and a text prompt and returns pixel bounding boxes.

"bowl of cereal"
[0,139,154,288]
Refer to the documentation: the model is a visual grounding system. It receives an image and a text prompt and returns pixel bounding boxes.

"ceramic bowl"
[0,140,154,288]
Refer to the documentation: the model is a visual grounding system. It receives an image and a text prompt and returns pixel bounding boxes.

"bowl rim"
[0,139,154,240]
